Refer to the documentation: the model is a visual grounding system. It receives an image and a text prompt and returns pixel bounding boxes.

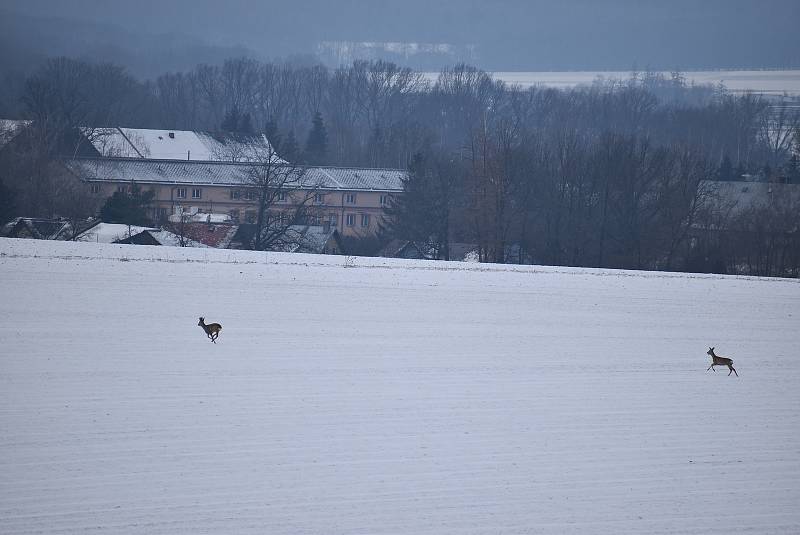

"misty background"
[2,0,799,79]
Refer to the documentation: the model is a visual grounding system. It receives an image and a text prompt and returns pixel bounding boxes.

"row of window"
[346,214,371,227]
[228,190,390,206]
[98,184,390,208]
[225,210,372,228]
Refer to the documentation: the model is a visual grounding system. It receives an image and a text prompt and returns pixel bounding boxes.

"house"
[700,180,800,217]
[689,180,800,275]
[0,120,31,151]
[74,222,160,244]
[115,229,207,247]
[379,240,480,262]
[2,122,406,248]
[169,222,239,248]
[0,217,76,240]
[64,156,403,238]
[231,224,344,254]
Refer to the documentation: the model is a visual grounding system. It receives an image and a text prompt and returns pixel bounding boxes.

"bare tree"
[242,143,321,251]
[758,97,800,169]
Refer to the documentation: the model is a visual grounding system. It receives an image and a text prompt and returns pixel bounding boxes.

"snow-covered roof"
[701,180,800,216]
[0,119,31,150]
[269,225,338,254]
[75,223,159,244]
[65,157,405,192]
[81,127,285,164]
[0,217,71,240]
[145,229,207,248]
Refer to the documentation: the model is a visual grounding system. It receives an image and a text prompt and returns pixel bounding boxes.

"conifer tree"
[99,184,155,226]
[304,112,328,165]
[282,130,300,163]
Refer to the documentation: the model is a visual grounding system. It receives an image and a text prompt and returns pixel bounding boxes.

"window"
[244,190,257,201]
[244,210,256,224]
[361,214,370,227]
[346,213,355,226]
[380,194,389,206]
[329,214,338,227]
[176,188,187,199]
[230,189,241,200]
[192,188,202,199]
[90,184,101,195]
[314,193,325,204]
[278,213,289,225]
[158,207,168,220]
[277,191,287,202]
[345,193,356,204]
[117,185,127,193]
[228,209,240,222]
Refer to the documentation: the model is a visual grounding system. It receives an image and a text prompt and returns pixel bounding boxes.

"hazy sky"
[2,0,798,71]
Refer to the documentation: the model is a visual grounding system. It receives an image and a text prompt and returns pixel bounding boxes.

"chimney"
[168,132,175,139]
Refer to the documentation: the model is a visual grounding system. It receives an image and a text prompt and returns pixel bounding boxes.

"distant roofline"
[65,155,408,173]
[64,156,406,192]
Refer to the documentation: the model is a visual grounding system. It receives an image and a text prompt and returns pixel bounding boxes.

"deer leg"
[707,364,713,371]
[730,366,738,377]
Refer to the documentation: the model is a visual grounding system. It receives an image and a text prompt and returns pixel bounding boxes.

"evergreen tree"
[717,155,733,181]
[220,106,253,134]
[263,117,281,153]
[99,184,155,226]
[238,113,253,134]
[382,150,459,260]
[304,112,328,165]
[0,178,16,225]
[282,130,300,163]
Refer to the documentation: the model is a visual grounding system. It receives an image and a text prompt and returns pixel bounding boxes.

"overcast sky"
[2,0,798,72]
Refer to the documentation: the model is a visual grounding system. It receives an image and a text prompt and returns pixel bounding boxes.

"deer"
[706,347,738,376]
[198,317,222,343]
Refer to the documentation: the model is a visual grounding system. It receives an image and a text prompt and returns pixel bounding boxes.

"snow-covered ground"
[1,238,799,534]
[423,70,800,95]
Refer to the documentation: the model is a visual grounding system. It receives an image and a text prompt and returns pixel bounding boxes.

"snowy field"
[423,70,800,95]
[1,238,799,534]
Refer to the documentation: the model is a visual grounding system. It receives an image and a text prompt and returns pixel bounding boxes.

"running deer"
[706,347,738,376]
[198,317,222,343]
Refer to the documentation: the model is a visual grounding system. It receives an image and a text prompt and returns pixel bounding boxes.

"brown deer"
[198,317,222,343]
[706,347,738,376]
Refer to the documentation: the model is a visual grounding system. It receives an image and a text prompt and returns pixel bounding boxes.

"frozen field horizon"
[1,238,799,534]
[422,69,800,95]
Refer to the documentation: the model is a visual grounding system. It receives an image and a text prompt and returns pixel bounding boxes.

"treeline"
[6,56,798,170]
[2,56,799,275]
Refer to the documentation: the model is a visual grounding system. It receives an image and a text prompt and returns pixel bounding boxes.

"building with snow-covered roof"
[64,156,404,238]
